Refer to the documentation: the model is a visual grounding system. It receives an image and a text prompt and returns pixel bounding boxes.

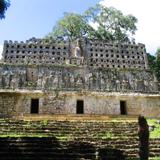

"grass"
[1,118,160,140]
[147,119,160,139]
[125,159,160,160]
[40,119,48,125]
[0,133,71,140]
[149,157,160,160]
[0,134,50,138]
[94,132,114,139]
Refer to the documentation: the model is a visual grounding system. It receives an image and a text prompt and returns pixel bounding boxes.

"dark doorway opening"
[76,100,84,114]
[31,99,39,114]
[120,101,127,115]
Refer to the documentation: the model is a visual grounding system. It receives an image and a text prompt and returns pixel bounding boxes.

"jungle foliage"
[0,0,10,19]
[47,4,137,42]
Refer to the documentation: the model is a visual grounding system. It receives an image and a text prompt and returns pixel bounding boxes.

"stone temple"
[0,37,160,117]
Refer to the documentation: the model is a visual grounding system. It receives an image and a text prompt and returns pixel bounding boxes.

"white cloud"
[99,0,160,54]
[0,45,3,59]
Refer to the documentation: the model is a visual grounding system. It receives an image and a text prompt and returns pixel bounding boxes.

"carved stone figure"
[2,71,12,88]
[37,73,43,89]
[115,79,120,91]
[100,76,106,91]
[10,76,18,89]
[52,74,59,89]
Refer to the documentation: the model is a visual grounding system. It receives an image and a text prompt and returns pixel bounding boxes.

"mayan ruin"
[1,1,160,159]
[0,38,159,160]
[0,38,159,117]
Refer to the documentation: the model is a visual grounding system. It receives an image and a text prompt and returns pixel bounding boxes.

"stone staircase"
[149,139,160,158]
[0,116,159,159]
[0,117,139,160]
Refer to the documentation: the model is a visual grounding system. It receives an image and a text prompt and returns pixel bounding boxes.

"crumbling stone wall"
[87,39,147,69]
[0,93,19,116]
[0,38,160,117]
[0,64,158,93]
[2,38,148,69]
[0,91,159,117]
[3,38,70,66]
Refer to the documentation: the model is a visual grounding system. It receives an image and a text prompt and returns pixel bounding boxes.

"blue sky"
[0,0,99,42]
[0,0,160,55]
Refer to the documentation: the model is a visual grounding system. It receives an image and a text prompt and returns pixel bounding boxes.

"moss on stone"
[147,119,160,139]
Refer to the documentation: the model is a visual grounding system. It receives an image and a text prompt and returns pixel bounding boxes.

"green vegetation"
[126,159,160,160]
[47,13,92,41]
[155,48,160,81]
[41,119,48,125]
[0,132,70,141]
[47,4,137,42]
[147,54,156,71]
[147,119,160,138]
[149,157,160,160]
[94,132,113,139]
[0,118,160,158]
[0,134,50,138]
[0,0,10,19]
[147,47,160,81]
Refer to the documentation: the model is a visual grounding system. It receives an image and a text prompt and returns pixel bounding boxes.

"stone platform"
[0,116,159,159]
[20,114,138,121]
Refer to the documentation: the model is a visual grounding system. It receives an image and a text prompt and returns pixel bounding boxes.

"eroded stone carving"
[0,38,159,93]
[0,65,158,93]
[3,38,147,69]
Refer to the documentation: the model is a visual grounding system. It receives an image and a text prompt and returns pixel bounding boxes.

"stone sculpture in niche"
[74,39,81,57]
[37,73,43,89]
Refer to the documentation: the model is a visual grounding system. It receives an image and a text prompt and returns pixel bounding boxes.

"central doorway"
[76,100,84,114]
[120,100,127,115]
[31,99,39,114]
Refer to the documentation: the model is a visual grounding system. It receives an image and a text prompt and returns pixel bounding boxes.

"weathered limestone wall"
[0,91,159,118]
[87,39,147,69]
[114,94,160,117]
[0,64,159,93]
[2,38,148,69]
[59,92,160,117]
[0,93,20,116]
[0,38,159,118]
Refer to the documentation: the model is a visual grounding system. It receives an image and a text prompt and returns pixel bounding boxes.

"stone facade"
[3,38,148,69]
[0,90,160,118]
[0,38,160,117]
[0,64,158,93]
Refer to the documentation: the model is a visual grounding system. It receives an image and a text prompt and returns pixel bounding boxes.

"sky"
[100,0,160,55]
[0,0,100,57]
[0,0,160,55]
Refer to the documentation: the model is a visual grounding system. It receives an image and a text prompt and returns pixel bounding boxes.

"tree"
[147,48,160,81]
[48,4,137,42]
[84,4,137,42]
[0,0,10,19]
[155,48,160,81]
[147,53,156,71]
[47,13,94,41]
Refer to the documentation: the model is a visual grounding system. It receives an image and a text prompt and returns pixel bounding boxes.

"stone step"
[0,118,141,159]
[0,126,138,130]
[0,130,138,136]
[11,123,137,126]
[0,153,95,160]
[21,114,138,121]
[0,124,138,129]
